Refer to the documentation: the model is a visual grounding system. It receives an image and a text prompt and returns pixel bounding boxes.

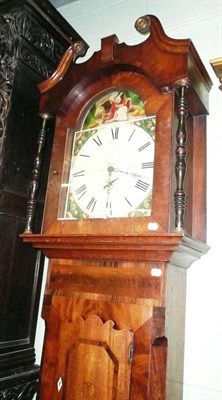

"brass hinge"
[128,343,134,364]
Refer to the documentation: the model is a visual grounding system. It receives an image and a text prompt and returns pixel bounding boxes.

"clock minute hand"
[113,167,146,179]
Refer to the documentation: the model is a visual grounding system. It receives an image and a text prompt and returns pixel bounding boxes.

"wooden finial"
[134,15,151,34]
[210,57,222,91]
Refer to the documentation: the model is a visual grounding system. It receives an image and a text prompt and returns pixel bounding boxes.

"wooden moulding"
[21,232,209,266]
[37,15,212,116]
[21,233,182,262]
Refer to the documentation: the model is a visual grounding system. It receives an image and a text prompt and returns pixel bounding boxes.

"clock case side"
[35,15,211,241]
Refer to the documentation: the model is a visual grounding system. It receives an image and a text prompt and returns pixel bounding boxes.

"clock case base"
[22,232,209,400]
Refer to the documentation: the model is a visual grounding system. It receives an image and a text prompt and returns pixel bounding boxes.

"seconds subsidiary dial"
[62,117,155,220]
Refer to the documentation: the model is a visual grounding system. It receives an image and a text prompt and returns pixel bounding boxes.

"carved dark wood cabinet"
[0,1,86,398]
[23,15,212,400]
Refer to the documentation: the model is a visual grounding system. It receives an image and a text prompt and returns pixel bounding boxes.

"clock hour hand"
[104,177,119,190]
[104,166,119,190]
[103,166,118,218]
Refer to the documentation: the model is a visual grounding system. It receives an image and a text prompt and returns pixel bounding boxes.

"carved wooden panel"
[0,0,87,397]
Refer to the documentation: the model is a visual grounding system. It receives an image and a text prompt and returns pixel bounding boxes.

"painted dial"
[66,119,155,219]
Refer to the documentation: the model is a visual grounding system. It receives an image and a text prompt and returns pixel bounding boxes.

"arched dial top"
[58,90,155,221]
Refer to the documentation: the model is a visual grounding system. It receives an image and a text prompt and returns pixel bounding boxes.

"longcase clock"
[22,15,212,400]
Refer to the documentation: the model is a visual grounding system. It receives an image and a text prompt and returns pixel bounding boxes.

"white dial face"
[62,118,155,219]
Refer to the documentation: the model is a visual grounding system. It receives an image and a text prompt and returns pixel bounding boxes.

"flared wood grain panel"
[149,337,167,400]
[40,296,166,400]
[47,259,166,306]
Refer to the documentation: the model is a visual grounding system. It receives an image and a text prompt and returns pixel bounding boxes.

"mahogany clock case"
[22,14,212,400]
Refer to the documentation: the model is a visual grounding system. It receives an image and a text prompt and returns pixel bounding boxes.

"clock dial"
[59,117,155,220]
